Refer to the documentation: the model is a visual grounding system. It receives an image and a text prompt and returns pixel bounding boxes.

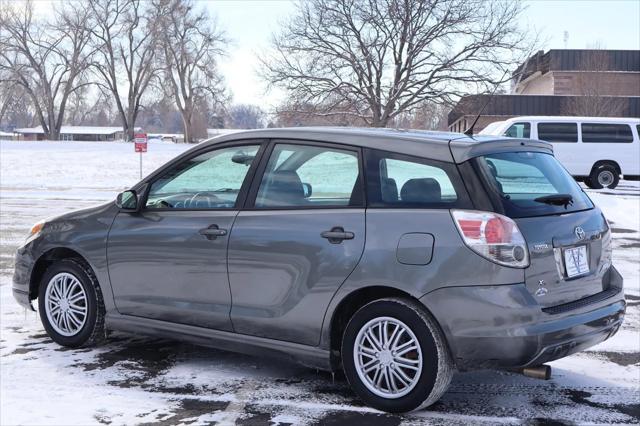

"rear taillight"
[451,210,529,268]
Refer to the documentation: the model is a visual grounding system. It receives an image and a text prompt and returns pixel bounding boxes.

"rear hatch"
[473,151,611,307]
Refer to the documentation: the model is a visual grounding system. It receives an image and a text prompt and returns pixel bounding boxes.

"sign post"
[134,133,148,179]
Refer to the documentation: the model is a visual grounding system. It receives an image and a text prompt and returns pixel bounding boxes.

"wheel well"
[29,248,88,299]
[591,160,621,175]
[329,286,419,365]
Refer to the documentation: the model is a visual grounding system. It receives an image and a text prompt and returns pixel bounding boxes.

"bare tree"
[273,99,368,127]
[392,101,448,130]
[154,0,227,143]
[87,0,159,141]
[228,104,266,129]
[65,85,115,126]
[262,0,532,127]
[0,77,16,125]
[0,1,93,139]
[0,80,33,129]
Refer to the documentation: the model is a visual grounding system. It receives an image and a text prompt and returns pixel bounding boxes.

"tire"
[37,258,106,348]
[341,297,453,413]
[584,178,596,189]
[589,164,619,189]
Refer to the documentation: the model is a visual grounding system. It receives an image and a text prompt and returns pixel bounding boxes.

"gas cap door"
[396,233,434,265]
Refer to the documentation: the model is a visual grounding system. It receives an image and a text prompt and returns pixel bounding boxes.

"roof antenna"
[464,68,511,137]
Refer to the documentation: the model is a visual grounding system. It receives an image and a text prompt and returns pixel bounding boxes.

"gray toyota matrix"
[13,128,625,412]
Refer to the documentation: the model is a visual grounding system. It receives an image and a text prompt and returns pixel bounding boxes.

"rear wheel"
[38,258,105,348]
[341,298,453,413]
[589,164,619,189]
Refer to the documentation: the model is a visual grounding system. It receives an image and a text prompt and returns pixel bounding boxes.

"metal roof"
[490,116,640,123]
[514,49,640,81]
[448,95,640,124]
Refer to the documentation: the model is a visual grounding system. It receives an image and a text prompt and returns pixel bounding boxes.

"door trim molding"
[105,312,333,370]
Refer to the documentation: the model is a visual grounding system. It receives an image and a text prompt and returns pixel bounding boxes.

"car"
[478,116,640,189]
[12,127,625,413]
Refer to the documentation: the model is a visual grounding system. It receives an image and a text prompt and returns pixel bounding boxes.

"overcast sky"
[203,0,640,107]
[31,0,640,108]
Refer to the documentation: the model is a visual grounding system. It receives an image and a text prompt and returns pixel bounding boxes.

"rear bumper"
[420,266,625,370]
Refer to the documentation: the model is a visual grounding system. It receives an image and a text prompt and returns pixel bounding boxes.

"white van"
[479,116,640,189]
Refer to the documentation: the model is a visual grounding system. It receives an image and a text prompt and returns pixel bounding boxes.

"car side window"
[255,143,362,208]
[504,122,531,138]
[145,145,260,209]
[581,123,634,143]
[366,149,468,208]
[537,123,578,143]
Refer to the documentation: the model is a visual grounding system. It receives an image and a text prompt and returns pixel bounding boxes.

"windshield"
[478,121,505,135]
[475,152,593,218]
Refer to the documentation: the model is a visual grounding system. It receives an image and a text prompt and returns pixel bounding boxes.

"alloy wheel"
[353,316,423,399]
[44,272,88,336]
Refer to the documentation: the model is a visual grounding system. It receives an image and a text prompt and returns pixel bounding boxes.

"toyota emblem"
[575,226,586,241]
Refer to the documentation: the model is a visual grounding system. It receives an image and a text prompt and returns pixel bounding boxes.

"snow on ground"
[0,140,639,425]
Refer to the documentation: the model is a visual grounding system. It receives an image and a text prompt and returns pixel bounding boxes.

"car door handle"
[321,227,354,244]
[199,225,227,240]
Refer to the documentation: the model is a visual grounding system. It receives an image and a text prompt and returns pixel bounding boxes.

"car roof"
[200,127,552,163]
[502,116,640,124]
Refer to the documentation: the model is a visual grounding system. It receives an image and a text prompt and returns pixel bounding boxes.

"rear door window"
[475,152,593,218]
[254,143,362,208]
[581,123,634,143]
[365,149,471,208]
[537,123,578,143]
[504,122,531,138]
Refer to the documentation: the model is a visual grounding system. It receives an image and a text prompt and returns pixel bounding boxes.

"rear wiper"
[534,194,574,208]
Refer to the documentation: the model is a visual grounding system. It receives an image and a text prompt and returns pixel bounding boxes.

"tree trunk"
[126,127,135,142]
[182,113,191,144]
[126,109,136,141]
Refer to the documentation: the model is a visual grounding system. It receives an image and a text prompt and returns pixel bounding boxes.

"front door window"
[145,145,259,209]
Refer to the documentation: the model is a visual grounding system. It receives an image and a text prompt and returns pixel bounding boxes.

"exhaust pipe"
[521,364,552,380]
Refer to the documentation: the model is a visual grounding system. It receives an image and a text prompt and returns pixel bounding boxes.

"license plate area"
[563,245,589,278]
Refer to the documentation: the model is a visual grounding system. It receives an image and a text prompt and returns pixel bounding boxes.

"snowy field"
[0,140,639,425]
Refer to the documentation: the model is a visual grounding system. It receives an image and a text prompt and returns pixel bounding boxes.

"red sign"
[134,133,147,153]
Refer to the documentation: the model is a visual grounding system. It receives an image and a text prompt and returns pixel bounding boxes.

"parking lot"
[1,140,638,425]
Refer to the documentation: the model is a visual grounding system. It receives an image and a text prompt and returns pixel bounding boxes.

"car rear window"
[475,152,593,218]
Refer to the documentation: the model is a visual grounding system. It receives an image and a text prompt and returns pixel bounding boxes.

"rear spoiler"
[448,137,553,164]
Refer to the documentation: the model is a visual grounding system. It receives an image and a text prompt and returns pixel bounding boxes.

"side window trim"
[139,140,268,212]
[243,139,366,210]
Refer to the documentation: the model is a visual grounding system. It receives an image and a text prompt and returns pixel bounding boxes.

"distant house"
[14,126,141,141]
[448,49,640,132]
[0,130,17,141]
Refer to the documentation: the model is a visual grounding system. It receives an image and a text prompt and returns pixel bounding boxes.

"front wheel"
[341,298,453,413]
[38,258,105,348]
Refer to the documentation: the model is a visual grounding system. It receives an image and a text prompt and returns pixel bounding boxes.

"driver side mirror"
[302,183,312,198]
[116,190,139,212]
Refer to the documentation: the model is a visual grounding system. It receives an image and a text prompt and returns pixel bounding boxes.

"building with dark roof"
[448,49,640,132]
